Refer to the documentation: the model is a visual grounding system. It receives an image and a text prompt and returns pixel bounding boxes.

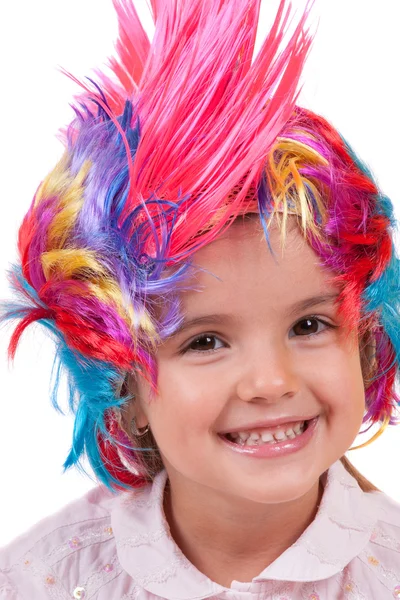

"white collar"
[111,460,379,599]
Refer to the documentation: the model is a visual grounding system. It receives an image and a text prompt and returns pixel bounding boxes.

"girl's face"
[133,217,366,504]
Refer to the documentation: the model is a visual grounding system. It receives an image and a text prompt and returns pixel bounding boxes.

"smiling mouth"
[219,419,313,447]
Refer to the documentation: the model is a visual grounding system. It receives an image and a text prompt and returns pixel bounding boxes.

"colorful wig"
[1,0,399,491]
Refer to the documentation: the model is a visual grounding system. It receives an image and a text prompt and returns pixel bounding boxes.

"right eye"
[182,334,226,354]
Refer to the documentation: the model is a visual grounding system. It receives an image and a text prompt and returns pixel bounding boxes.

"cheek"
[145,361,225,439]
[308,348,365,423]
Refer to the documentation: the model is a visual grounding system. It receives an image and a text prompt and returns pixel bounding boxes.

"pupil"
[296,319,318,335]
[192,336,214,350]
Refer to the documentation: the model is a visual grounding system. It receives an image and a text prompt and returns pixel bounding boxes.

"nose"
[235,339,300,403]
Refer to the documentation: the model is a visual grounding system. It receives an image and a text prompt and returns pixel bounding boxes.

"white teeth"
[246,438,259,445]
[261,431,274,443]
[225,420,307,446]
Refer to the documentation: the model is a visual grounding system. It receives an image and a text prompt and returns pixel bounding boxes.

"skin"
[124,216,366,588]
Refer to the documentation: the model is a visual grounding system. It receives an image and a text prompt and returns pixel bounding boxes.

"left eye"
[184,334,225,353]
[290,317,332,338]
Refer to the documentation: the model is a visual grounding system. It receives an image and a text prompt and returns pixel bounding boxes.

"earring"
[129,394,150,438]
[130,416,150,438]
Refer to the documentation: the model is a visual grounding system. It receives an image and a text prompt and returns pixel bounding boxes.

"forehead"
[182,217,336,314]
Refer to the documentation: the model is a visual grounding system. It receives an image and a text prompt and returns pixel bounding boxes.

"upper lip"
[218,415,318,435]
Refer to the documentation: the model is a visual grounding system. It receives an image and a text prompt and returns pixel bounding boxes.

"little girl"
[2,0,400,598]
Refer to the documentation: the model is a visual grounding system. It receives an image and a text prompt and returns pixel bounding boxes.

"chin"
[233,464,323,505]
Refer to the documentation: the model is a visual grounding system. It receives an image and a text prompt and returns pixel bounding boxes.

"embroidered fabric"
[3,460,400,599]
[15,552,69,600]
[44,519,115,564]
[117,528,167,548]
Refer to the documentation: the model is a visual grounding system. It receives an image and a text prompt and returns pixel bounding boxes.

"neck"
[163,475,323,588]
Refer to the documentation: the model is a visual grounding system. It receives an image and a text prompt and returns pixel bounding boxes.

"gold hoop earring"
[348,415,390,451]
[130,416,150,438]
[129,394,150,438]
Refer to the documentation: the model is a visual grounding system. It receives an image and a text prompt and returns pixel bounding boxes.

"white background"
[0,0,399,547]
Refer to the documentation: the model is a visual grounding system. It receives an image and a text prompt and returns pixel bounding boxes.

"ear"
[359,329,377,389]
[119,373,149,432]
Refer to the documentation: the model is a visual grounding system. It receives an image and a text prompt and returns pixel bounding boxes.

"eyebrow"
[170,292,340,337]
[286,292,340,318]
[171,314,237,337]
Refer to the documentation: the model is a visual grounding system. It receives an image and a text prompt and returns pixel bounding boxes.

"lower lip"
[218,417,319,458]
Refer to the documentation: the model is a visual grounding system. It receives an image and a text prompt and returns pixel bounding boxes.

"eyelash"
[180,316,337,355]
